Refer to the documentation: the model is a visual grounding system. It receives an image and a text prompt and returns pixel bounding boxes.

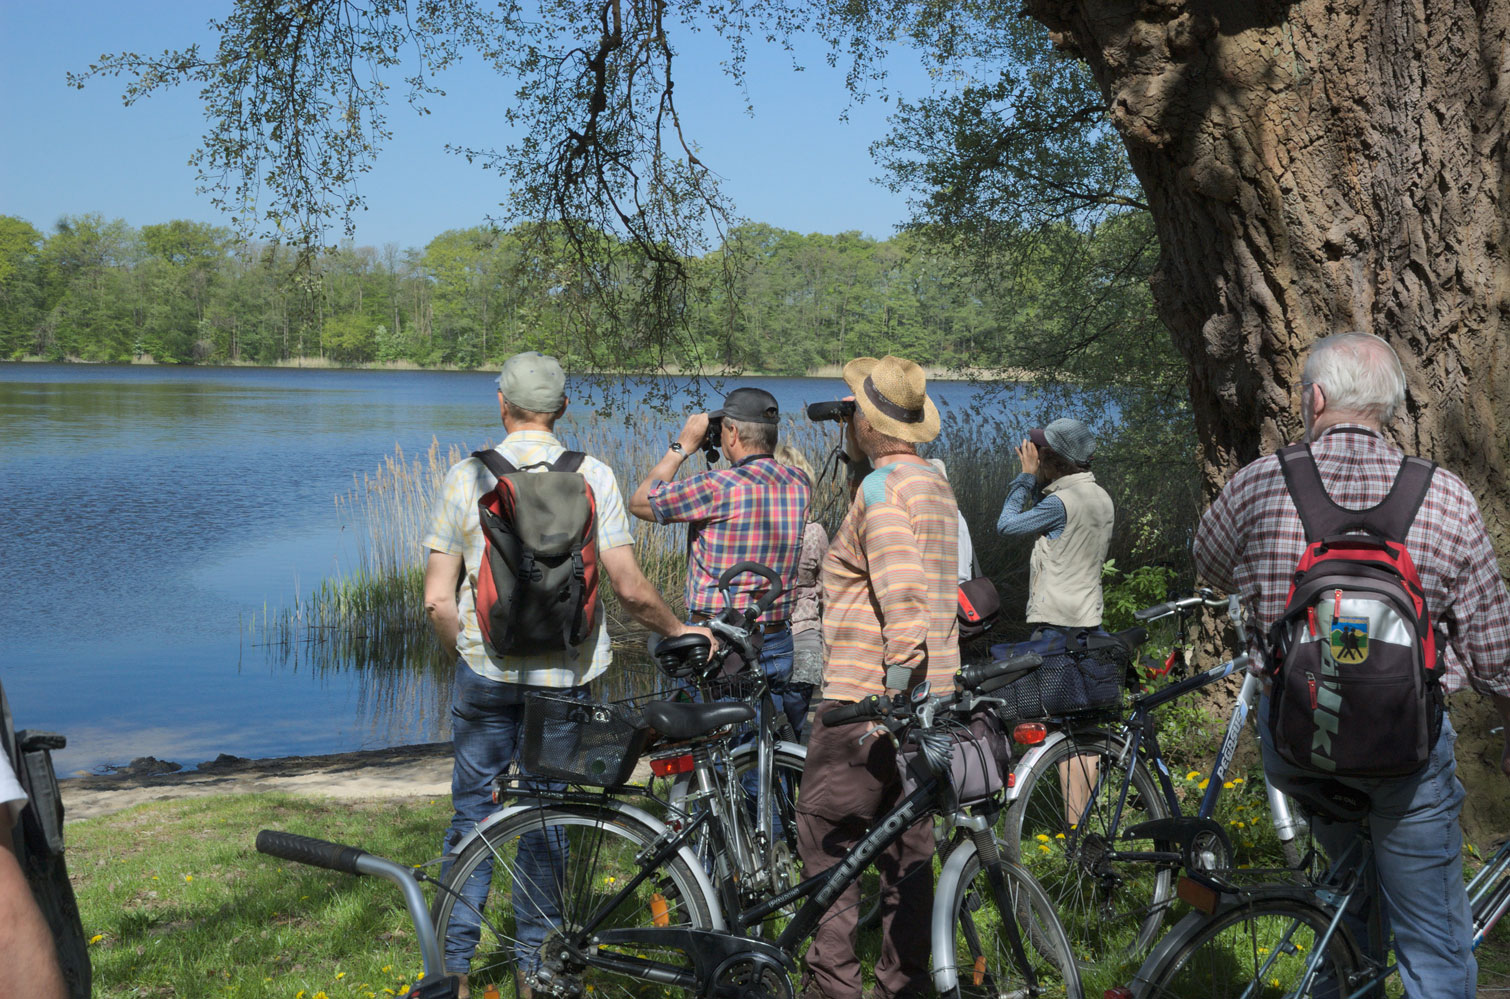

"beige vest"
[1025,471,1114,628]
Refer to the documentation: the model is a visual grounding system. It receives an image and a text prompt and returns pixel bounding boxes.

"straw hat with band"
[842,355,941,444]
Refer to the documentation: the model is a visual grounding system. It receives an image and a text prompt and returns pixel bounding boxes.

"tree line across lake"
[0,211,1167,382]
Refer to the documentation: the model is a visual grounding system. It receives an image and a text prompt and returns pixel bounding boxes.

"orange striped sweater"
[820,457,961,702]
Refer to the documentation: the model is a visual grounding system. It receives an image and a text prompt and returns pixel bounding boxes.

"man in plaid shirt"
[629,387,812,732]
[1194,332,1510,998]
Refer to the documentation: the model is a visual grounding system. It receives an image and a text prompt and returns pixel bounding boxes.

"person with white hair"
[1194,331,1510,998]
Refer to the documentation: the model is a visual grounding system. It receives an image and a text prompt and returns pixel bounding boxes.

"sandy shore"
[59,743,456,822]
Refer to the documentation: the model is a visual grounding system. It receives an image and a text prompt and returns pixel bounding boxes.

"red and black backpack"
[471,449,600,658]
[1264,440,1442,777]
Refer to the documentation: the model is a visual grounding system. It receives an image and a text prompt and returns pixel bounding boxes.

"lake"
[1,363,1027,773]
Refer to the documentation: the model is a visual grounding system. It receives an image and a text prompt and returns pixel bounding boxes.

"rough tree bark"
[1020,0,1510,841]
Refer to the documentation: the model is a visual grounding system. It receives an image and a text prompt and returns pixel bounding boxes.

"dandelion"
[297,992,306,999]
[1038,844,1051,854]
[1185,771,1200,780]
[1233,777,1244,784]
[382,967,392,974]
[1222,781,1235,789]
[1055,833,1065,840]
[1035,834,1050,843]
[184,874,194,883]
[1198,779,1210,790]
[88,934,104,945]
[336,972,347,980]
[1234,821,1246,829]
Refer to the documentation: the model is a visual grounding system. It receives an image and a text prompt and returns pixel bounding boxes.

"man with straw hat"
[795,355,960,999]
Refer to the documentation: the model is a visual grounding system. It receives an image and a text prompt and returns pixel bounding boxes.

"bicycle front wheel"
[944,842,1084,999]
[1137,898,1362,998]
[431,803,718,999]
[1004,730,1174,967]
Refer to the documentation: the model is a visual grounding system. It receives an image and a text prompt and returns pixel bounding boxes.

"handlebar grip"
[256,830,368,876]
[822,695,888,728]
[957,652,1041,690]
[1133,601,1176,622]
[718,561,786,616]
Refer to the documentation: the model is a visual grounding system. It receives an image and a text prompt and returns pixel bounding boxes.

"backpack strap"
[1277,444,1437,543]
[551,451,587,474]
[472,449,520,479]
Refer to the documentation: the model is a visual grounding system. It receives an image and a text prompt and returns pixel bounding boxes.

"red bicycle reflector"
[1103,989,1134,999]
[1012,722,1048,745]
[1177,875,1219,914]
[649,753,696,778]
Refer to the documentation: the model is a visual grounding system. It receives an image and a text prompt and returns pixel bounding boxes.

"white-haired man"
[1194,331,1510,998]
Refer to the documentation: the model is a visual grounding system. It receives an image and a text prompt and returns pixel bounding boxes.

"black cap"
[712,387,780,425]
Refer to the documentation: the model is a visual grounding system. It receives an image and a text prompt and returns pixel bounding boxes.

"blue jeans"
[440,666,585,975]
[1259,701,1475,998]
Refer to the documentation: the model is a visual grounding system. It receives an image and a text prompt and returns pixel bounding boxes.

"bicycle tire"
[943,840,1084,999]
[1004,730,1175,967]
[431,803,717,999]
[1135,897,1363,998]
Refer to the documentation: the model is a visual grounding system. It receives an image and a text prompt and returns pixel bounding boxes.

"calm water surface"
[1,363,1020,773]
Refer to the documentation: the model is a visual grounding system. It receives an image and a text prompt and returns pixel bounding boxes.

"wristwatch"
[668,440,685,454]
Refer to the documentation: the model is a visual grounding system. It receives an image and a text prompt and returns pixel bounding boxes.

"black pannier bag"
[986,629,1133,721]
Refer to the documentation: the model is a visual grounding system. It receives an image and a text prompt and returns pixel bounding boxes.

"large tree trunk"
[1023,0,1510,842]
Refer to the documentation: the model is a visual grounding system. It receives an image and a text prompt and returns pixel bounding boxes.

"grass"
[71,793,454,998]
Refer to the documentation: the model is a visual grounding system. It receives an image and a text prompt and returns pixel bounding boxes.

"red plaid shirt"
[1194,424,1510,697]
[648,455,811,620]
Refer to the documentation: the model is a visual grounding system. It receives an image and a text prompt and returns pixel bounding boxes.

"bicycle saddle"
[651,632,713,679]
[642,700,755,740]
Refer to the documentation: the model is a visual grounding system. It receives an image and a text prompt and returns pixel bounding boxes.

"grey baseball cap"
[497,351,566,412]
[1030,418,1096,467]
[712,386,780,424]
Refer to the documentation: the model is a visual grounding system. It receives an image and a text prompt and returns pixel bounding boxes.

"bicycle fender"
[1002,728,1076,806]
[1126,908,1211,998]
[929,837,980,996]
[448,799,727,932]
[664,740,807,811]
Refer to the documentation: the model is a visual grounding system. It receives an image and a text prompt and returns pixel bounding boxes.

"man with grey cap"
[629,386,812,732]
[996,417,1115,634]
[423,351,701,996]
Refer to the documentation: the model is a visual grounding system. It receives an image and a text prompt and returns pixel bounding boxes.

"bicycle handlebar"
[1134,588,1226,622]
[256,830,368,875]
[823,694,892,727]
[717,561,786,622]
[956,652,1042,691]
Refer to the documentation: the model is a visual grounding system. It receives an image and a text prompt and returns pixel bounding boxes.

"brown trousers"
[795,700,934,999]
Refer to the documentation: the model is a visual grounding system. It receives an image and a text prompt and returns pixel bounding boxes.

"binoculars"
[806,400,856,422]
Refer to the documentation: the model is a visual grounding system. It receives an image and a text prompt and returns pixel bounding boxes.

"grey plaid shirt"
[1194,424,1510,698]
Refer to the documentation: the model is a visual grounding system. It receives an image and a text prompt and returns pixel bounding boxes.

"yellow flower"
[1035,834,1050,843]
[314,993,330,999]
[1198,779,1210,790]
[1222,781,1235,789]
[336,972,346,980]
[1038,844,1051,854]
[1055,833,1065,840]
[297,992,306,999]
[381,967,392,974]
[1233,777,1244,784]
[1185,771,1200,780]
[88,934,104,945]
[184,874,194,883]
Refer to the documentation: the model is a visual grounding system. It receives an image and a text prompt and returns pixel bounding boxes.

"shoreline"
[2,355,1034,384]
[59,742,455,822]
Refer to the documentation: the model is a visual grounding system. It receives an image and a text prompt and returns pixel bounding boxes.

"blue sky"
[1,1,940,249]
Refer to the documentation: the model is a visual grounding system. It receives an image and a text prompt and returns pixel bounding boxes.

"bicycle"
[999,591,1309,966]
[656,561,808,908]
[1117,813,1510,997]
[429,655,1085,999]
[254,829,460,998]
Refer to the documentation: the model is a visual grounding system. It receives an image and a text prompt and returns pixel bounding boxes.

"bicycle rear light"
[1012,722,1048,745]
[1103,988,1134,999]
[1177,875,1219,914]
[649,753,696,777]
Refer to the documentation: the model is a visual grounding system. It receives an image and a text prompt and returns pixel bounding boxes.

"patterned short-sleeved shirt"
[424,430,636,686]
[647,455,810,620]
[1193,424,1510,698]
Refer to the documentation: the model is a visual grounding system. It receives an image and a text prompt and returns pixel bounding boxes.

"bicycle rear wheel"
[943,841,1084,999]
[1004,731,1174,967]
[1136,898,1362,998]
[431,803,717,999]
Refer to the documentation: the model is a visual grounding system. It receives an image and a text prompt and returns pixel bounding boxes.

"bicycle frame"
[1008,652,1306,865]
